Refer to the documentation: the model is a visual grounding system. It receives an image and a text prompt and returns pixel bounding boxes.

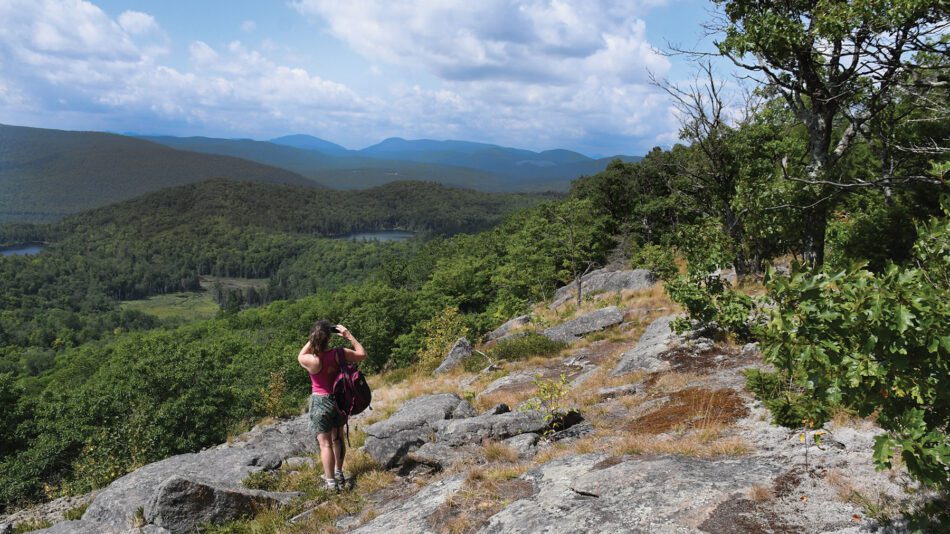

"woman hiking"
[297,320,366,491]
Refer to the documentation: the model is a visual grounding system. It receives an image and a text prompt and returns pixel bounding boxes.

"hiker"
[297,320,366,491]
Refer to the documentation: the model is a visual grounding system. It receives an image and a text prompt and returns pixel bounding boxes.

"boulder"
[542,306,624,344]
[144,476,300,534]
[546,421,594,443]
[350,475,464,534]
[610,314,680,376]
[407,442,471,470]
[477,372,534,399]
[434,337,473,374]
[452,399,478,419]
[484,403,511,415]
[433,410,549,447]
[486,315,531,341]
[503,433,540,458]
[550,269,656,308]
[363,393,470,468]
[82,447,297,532]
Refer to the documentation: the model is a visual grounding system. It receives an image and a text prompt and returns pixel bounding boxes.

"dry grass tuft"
[749,484,775,502]
[429,465,534,534]
[650,372,706,394]
[615,431,752,458]
[482,441,520,463]
[628,388,749,435]
[345,449,381,478]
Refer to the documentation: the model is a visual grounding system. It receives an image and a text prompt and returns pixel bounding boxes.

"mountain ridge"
[0,123,317,223]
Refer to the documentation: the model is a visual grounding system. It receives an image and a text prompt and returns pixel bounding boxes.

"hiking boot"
[324,476,340,493]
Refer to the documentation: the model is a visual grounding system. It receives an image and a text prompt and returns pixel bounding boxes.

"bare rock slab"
[434,337,472,374]
[542,306,624,344]
[610,314,679,376]
[144,476,300,534]
[550,269,656,308]
[351,475,465,534]
[478,453,781,534]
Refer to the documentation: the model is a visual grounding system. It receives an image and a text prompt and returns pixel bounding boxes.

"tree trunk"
[575,274,582,308]
[802,204,828,267]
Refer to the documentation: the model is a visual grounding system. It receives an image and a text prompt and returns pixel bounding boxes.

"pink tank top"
[309,348,341,395]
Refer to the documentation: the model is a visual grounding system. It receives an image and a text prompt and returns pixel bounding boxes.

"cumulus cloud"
[291,0,669,84]
[0,0,373,140]
[0,0,681,155]
[118,10,160,36]
[290,0,678,153]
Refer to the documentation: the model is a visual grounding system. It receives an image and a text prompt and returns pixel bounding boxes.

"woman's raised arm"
[336,325,366,363]
[297,341,322,374]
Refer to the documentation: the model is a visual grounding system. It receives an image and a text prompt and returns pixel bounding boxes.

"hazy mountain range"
[0,123,640,222]
[139,134,641,190]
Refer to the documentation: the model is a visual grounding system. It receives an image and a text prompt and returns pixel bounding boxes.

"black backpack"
[332,347,371,411]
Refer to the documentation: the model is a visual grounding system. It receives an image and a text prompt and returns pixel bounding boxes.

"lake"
[335,231,415,242]
[0,244,45,256]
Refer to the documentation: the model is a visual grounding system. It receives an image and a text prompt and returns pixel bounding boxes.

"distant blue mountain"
[359,137,640,181]
[269,134,351,156]
[139,133,642,192]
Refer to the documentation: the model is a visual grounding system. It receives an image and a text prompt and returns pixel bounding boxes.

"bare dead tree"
[651,62,764,274]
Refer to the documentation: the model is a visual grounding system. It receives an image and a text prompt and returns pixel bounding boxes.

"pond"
[335,231,415,242]
[0,243,46,256]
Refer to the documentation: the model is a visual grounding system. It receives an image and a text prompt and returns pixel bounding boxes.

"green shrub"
[665,272,753,340]
[630,243,678,280]
[744,368,829,428]
[752,211,950,489]
[489,334,566,363]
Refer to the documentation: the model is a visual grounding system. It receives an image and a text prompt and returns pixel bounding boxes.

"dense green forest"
[0,180,547,380]
[0,0,947,515]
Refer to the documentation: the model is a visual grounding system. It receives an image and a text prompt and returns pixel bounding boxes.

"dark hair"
[309,320,335,352]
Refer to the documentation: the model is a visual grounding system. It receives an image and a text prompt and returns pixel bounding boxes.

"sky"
[0,0,721,157]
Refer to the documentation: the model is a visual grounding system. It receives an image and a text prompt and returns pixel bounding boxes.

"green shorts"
[308,394,346,434]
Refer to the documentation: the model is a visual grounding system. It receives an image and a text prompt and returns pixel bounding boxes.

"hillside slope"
[0,124,317,222]
[141,135,505,190]
[6,276,925,534]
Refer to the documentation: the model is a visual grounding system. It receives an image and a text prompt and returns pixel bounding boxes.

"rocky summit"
[6,289,937,533]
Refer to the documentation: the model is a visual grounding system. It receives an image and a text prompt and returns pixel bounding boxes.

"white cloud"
[289,0,678,152]
[240,20,256,32]
[118,10,160,35]
[0,0,681,155]
[189,41,219,65]
[291,0,669,84]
